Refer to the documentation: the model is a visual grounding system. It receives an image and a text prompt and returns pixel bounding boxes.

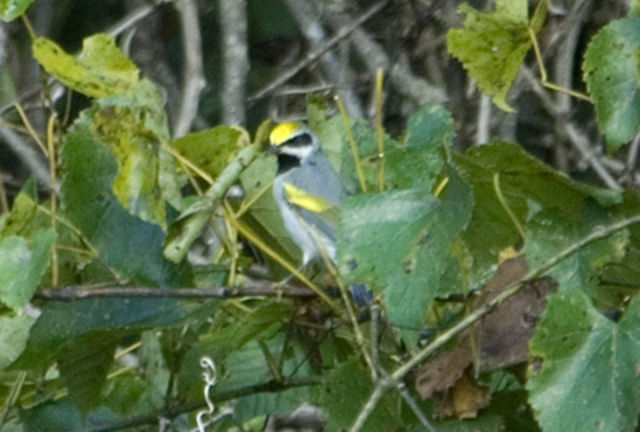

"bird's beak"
[267,145,280,155]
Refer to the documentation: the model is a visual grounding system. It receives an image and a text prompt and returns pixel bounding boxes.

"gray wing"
[284,150,348,244]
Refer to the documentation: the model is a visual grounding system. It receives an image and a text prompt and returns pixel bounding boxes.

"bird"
[269,121,371,306]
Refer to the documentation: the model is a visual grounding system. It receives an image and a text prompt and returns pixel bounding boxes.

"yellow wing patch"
[269,122,302,146]
[283,182,333,213]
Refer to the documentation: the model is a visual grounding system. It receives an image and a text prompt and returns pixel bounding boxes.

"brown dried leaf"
[415,333,473,398]
[473,276,554,371]
[414,255,555,403]
[434,370,490,419]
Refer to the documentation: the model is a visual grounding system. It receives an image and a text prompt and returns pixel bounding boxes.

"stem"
[336,96,367,192]
[46,113,58,286]
[375,69,385,191]
[528,27,590,102]
[493,172,525,241]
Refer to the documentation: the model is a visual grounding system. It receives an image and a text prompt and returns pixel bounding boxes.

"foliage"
[582,17,640,151]
[0,0,33,21]
[2,2,640,432]
[447,0,548,111]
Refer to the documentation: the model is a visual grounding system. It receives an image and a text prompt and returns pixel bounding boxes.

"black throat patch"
[277,153,301,174]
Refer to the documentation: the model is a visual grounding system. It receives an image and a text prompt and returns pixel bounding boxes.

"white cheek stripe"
[280,145,313,160]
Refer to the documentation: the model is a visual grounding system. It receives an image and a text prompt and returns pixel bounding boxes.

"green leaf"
[0,0,34,21]
[338,168,472,345]
[0,313,35,370]
[305,93,327,129]
[316,360,404,431]
[178,300,292,398]
[385,105,452,190]
[172,125,250,180]
[139,331,170,408]
[452,140,622,286]
[523,208,628,294]
[225,336,313,422]
[583,17,640,151]
[22,400,83,432]
[32,34,138,98]
[60,107,187,285]
[91,79,182,227]
[102,373,156,417]
[12,298,197,370]
[0,180,100,287]
[631,0,640,17]
[0,230,54,310]
[0,179,43,237]
[314,116,381,193]
[447,0,547,111]
[598,191,640,308]
[528,291,640,431]
[58,340,117,412]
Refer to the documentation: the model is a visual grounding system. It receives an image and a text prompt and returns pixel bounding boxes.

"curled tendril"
[195,356,233,432]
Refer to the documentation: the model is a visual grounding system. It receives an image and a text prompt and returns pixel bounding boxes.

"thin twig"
[393,379,437,432]
[248,0,389,104]
[107,0,170,38]
[528,26,590,102]
[564,122,620,189]
[333,273,376,377]
[336,97,367,192]
[350,383,387,432]
[0,118,51,189]
[173,0,206,136]
[493,173,525,241]
[46,113,58,286]
[13,102,47,156]
[369,305,381,382]
[375,69,385,190]
[33,281,318,301]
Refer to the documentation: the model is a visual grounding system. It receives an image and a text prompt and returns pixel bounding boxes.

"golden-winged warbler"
[269,122,370,306]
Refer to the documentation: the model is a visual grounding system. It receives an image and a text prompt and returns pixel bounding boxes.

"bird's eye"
[288,132,313,147]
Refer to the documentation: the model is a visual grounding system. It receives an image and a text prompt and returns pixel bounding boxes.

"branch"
[316,2,445,107]
[33,280,318,301]
[86,377,320,432]
[248,0,389,104]
[219,0,249,125]
[164,143,257,262]
[173,0,206,137]
[0,124,50,187]
[284,0,363,117]
[107,0,171,38]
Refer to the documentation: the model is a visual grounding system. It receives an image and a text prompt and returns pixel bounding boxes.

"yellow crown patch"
[269,122,302,146]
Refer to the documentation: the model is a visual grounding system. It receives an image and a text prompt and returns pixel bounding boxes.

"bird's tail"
[349,283,373,307]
